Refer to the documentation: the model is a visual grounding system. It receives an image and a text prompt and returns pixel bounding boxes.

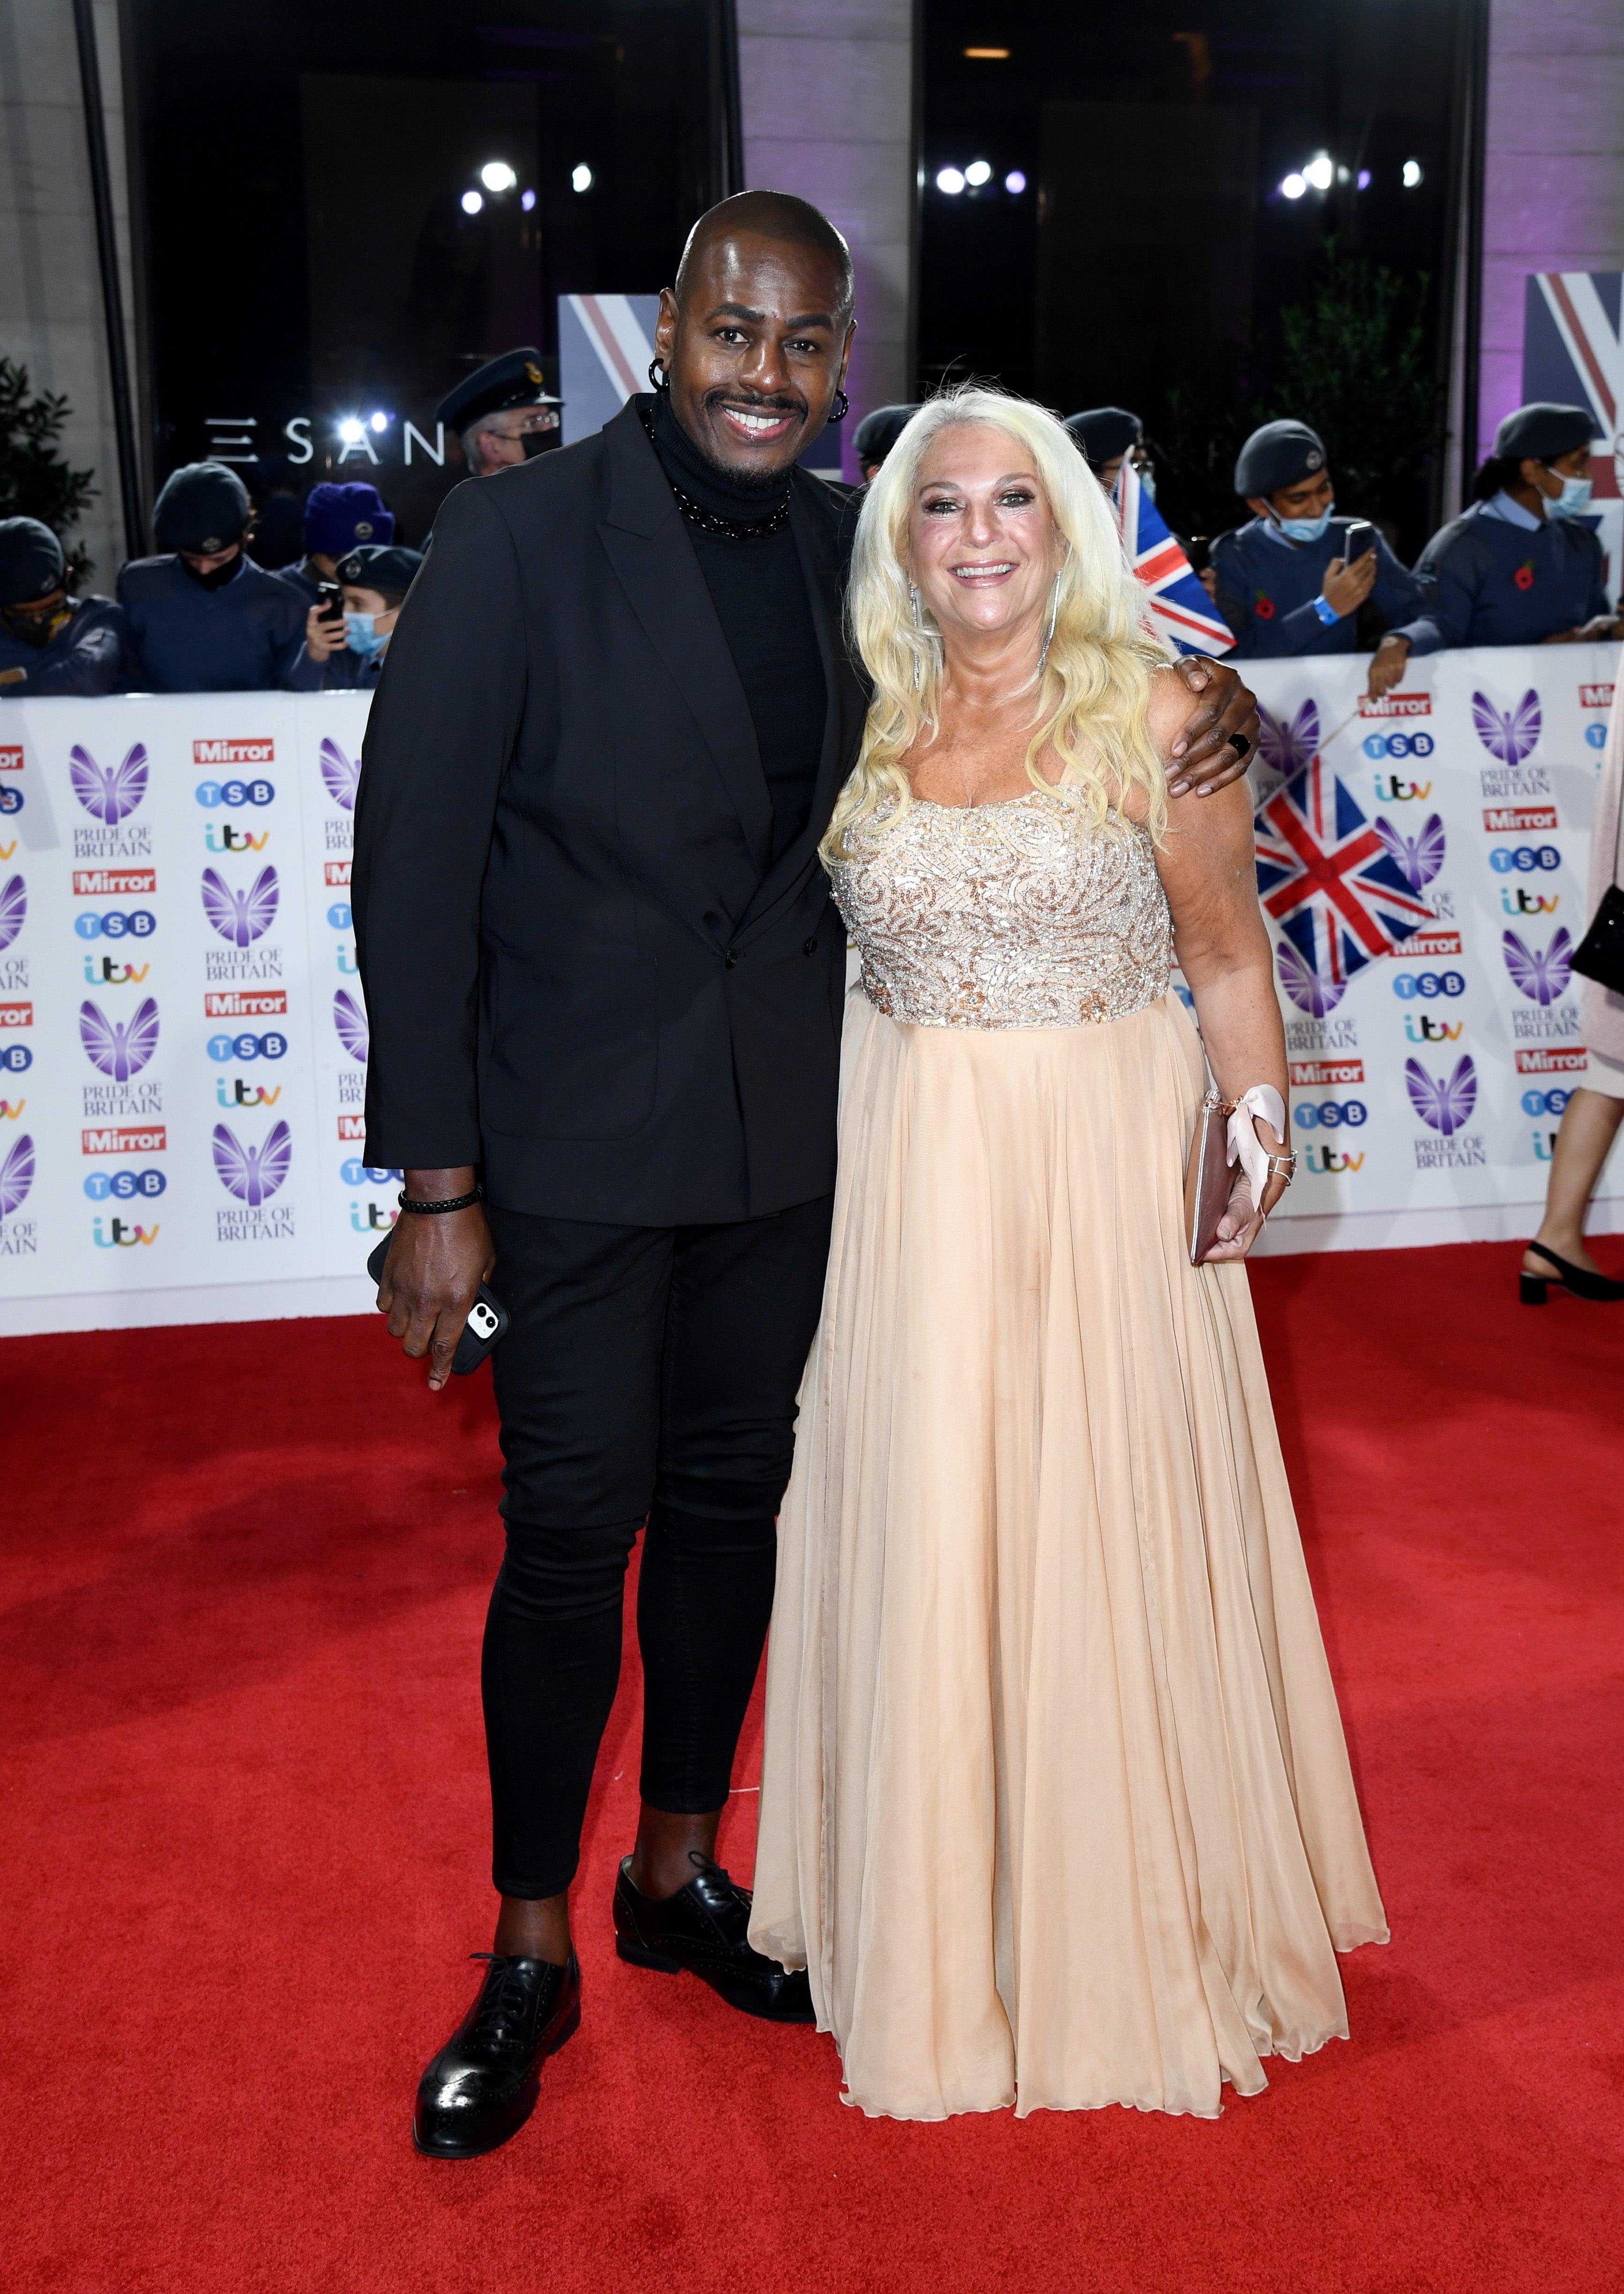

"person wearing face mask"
[117,462,316,692]
[298,543,423,688]
[438,349,562,478]
[1063,405,1158,501]
[1210,420,1424,696]
[1404,403,1623,655]
[0,517,136,697]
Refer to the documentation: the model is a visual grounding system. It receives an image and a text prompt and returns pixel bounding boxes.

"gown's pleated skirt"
[749,986,1388,2122]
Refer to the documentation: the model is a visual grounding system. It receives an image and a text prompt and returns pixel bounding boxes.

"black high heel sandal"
[1520,1239,1624,1304]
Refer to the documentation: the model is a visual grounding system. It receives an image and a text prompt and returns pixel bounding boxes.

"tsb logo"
[1521,1087,1571,1118]
[75,909,156,939]
[84,1167,166,1200]
[341,1159,401,1185]
[1392,969,1466,1000]
[1,1043,31,1071]
[195,777,274,808]
[1362,730,1434,759]
[1489,845,1560,873]
[207,1030,288,1062]
[1294,1099,1369,1130]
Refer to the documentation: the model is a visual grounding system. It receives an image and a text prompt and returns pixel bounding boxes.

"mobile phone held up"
[367,1234,509,1374]
[315,578,344,622]
[1343,520,1376,561]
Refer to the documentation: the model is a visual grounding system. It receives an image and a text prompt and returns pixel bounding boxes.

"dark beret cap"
[436,348,560,434]
[1063,406,1142,464]
[0,516,66,607]
[853,404,919,468]
[336,543,424,596]
[1491,401,1598,462]
[152,460,252,553]
[1235,419,1327,498]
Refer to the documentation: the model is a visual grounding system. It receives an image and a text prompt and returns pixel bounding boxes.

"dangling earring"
[647,357,670,392]
[1037,575,1061,673]
[909,580,924,689]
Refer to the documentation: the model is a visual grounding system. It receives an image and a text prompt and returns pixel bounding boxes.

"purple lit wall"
[1480,0,1624,460]
[736,0,913,481]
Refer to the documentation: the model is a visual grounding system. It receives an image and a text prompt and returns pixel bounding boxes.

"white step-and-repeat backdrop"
[0,644,1617,1333]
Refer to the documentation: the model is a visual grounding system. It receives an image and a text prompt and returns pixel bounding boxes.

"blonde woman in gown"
[748,389,1388,2122]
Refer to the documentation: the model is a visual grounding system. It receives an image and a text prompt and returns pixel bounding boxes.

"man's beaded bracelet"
[397,1184,485,1215]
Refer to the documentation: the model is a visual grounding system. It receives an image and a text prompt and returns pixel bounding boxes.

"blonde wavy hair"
[823,386,1171,860]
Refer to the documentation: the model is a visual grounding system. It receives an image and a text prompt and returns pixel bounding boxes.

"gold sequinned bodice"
[828,789,1173,1029]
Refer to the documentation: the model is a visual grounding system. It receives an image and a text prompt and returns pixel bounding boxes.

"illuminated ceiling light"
[1336,164,1350,183]
[1004,169,1027,194]
[480,161,516,192]
[1357,168,1371,189]
[521,188,536,210]
[964,159,993,187]
[1303,152,1334,191]
[461,190,483,215]
[1280,173,1307,200]
[1402,158,1423,187]
[571,163,593,193]
[337,420,364,445]
[964,46,1010,58]
[936,166,966,195]
[368,411,388,434]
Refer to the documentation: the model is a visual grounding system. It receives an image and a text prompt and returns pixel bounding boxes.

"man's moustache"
[706,394,806,421]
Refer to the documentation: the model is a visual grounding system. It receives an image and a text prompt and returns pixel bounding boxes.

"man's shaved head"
[676,192,854,319]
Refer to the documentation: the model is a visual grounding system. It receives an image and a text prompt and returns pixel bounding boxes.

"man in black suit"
[354,190,1260,2160]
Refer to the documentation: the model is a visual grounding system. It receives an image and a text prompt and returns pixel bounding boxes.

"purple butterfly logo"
[201,864,279,947]
[212,1119,292,1206]
[319,737,360,812]
[1502,926,1573,1006]
[1257,700,1321,783]
[1276,938,1347,1016]
[1405,1054,1477,1136]
[79,996,159,1080]
[0,872,24,952]
[69,742,149,824]
[1471,689,1541,767]
[0,1131,34,1217]
[333,987,368,1063]
[1373,813,1445,894]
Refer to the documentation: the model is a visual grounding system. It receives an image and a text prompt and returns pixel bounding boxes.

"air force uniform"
[117,462,316,692]
[0,515,135,696]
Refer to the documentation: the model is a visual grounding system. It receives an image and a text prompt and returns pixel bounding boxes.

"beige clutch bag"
[1183,1091,1236,1265]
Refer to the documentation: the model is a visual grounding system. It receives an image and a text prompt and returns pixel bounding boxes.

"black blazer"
[352,401,868,1224]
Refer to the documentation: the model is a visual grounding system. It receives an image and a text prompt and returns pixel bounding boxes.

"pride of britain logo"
[201,865,278,946]
[69,743,148,824]
[79,997,159,1080]
[320,738,360,811]
[1405,1054,1476,1136]
[1502,929,1572,1006]
[0,1130,34,1214]
[1471,690,1540,767]
[212,1119,292,1206]
[0,874,22,952]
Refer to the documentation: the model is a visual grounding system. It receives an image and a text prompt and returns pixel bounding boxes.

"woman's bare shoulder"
[1145,662,1195,762]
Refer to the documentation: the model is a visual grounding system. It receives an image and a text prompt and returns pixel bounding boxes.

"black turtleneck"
[647,391,826,865]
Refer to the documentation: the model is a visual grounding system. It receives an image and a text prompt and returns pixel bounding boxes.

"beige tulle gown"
[748,788,1388,2122]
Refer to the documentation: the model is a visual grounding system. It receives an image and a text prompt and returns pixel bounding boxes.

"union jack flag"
[1111,457,1235,658]
[1256,754,1437,995]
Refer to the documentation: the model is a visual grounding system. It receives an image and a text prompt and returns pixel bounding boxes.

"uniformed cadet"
[0,517,135,697]
[1405,402,1623,653]
[437,349,561,476]
[1063,406,1156,499]
[1210,420,1424,694]
[296,543,423,690]
[852,403,918,485]
[275,481,395,608]
[119,462,317,692]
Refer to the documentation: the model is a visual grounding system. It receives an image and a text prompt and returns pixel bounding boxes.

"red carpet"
[4,1240,1622,2293]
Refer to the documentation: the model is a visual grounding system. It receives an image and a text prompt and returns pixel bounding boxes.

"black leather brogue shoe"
[613,1853,815,2023]
[412,1949,581,2159]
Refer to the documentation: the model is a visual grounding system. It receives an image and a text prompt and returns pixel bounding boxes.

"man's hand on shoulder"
[1164,657,1260,799]
[376,1168,495,1392]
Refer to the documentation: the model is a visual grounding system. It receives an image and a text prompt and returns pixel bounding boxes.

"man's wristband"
[398,1184,484,1214]
[1310,592,1340,627]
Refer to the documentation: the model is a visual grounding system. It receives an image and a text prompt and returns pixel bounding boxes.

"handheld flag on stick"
[1111,458,1235,658]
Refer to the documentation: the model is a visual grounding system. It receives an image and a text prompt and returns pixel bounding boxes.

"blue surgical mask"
[344,610,389,659]
[1271,502,1334,545]
[1544,472,1593,521]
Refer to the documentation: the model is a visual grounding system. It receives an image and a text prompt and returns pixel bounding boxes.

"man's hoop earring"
[830,389,850,422]
[647,358,670,392]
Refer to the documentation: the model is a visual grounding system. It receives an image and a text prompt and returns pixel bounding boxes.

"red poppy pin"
[1254,590,1275,620]
[1513,560,1534,592]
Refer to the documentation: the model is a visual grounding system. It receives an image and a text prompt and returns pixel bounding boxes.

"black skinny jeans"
[481,1195,834,1900]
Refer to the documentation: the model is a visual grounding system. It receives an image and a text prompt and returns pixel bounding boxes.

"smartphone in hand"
[367,1233,509,1374]
[1343,520,1376,560]
[315,578,345,623]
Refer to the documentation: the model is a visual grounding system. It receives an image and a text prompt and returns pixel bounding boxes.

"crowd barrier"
[0,642,1617,1335]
